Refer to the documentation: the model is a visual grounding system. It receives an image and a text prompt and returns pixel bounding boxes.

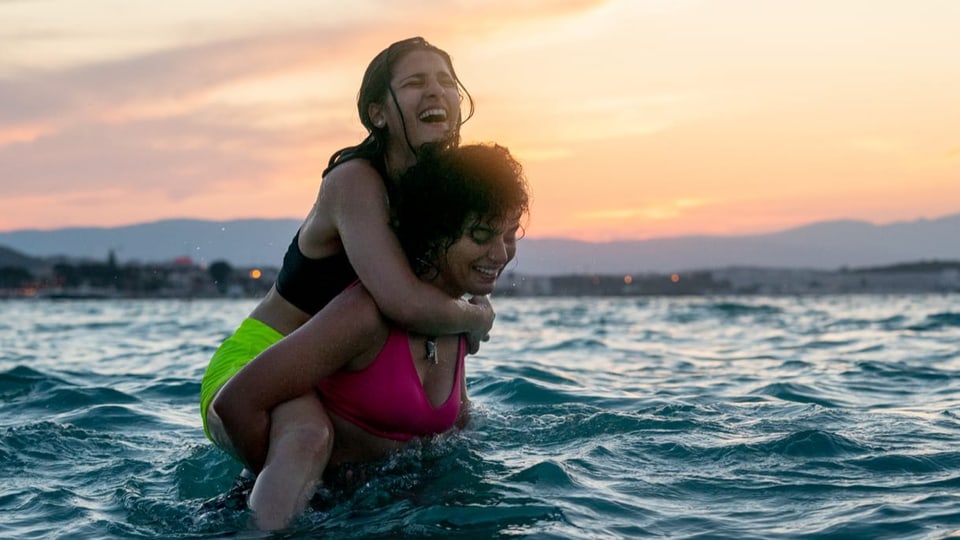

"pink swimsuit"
[316,327,465,441]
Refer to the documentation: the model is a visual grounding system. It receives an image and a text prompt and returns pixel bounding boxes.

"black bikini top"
[275,155,389,315]
[274,230,357,315]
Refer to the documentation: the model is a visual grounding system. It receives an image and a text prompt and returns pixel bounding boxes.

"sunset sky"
[2,0,958,241]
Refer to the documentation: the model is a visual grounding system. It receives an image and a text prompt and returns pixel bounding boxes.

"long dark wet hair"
[390,143,530,279]
[323,37,474,178]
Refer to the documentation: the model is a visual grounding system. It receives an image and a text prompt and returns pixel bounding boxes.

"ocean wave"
[909,311,960,331]
[3,295,960,538]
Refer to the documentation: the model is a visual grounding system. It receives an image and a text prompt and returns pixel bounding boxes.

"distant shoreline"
[3,260,958,300]
[2,213,959,275]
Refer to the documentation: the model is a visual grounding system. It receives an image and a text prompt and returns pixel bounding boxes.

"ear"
[368,103,386,128]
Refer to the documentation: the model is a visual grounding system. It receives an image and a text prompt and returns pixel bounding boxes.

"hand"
[466,295,494,354]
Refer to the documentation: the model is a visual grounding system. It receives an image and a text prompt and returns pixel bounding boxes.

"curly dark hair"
[391,143,530,278]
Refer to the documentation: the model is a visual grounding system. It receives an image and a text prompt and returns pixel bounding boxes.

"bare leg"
[247,393,333,531]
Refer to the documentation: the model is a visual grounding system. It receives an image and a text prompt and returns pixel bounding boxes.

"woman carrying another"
[215,143,530,529]
[200,35,492,514]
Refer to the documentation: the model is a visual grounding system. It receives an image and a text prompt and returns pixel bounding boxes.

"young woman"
[200,36,494,506]
[214,143,530,529]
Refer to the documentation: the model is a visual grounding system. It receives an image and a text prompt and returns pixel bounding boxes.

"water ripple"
[2,296,960,538]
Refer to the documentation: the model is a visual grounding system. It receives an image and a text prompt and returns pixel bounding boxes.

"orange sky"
[1,0,958,241]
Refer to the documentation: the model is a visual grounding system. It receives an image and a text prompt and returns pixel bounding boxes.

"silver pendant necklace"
[425,338,438,364]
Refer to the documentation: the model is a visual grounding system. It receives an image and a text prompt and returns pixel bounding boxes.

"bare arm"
[315,161,494,344]
[456,353,471,430]
[212,289,384,472]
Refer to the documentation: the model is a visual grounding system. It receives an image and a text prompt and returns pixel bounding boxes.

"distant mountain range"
[0,245,47,270]
[1,213,958,275]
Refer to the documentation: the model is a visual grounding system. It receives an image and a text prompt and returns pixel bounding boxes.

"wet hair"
[323,37,474,177]
[390,143,530,278]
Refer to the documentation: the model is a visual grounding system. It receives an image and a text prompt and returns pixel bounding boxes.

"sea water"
[2,295,960,539]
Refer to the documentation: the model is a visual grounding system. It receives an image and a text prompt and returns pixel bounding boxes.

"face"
[369,50,462,160]
[433,213,521,297]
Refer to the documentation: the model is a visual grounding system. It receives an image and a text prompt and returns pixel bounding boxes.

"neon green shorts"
[199,318,283,441]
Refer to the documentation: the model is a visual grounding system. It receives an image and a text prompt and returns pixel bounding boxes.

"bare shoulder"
[318,160,390,239]
[322,283,387,335]
[320,159,387,201]
[302,160,386,256]
[316,284,390,361]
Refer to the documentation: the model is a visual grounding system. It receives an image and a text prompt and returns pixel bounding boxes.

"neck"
[384,145,416,182]
[424,273,464,300]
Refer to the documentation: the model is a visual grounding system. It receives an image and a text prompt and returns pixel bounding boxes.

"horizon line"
[1,210,958,243]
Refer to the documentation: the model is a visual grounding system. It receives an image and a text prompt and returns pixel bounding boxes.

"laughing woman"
[199,37,497,526]
[214,143,530,529]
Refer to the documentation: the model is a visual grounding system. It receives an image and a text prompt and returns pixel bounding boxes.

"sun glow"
[1,1,958,239]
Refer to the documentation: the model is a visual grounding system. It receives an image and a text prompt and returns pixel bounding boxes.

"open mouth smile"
[473,265,501,279]
[418,108,448,123]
